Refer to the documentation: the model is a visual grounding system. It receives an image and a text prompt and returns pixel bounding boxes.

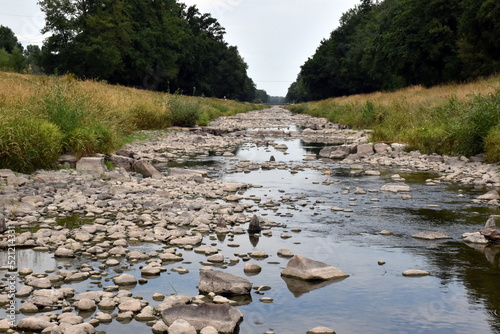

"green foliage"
[168,96,201,127]
[38,0,256,101]
[0,117,63,173]
[130,104,171,130]
[287,0,499,102]
[484,125,500,163]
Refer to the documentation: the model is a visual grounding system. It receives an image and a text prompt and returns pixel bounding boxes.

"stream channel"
[3,128,500,333]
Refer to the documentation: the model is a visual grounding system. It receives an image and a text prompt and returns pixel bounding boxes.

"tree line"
[287,0,499,102]
[0,0,259,102]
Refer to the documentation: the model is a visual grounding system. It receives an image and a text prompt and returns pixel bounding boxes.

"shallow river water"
[3,136,500,334]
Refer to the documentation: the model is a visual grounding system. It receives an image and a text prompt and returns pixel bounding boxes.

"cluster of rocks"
[2,106,499,333]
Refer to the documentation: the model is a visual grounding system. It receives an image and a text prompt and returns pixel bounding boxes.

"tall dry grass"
[287,76,500,162]
[0,71,265,173]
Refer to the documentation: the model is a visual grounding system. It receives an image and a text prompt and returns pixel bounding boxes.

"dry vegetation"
[0,72,265,173]
[287,76,500,162]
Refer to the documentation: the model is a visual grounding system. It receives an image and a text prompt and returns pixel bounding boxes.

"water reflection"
[281,276,347,298]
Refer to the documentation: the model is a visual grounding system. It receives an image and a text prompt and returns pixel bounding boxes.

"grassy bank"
[0,71,266,173]
[287,76,500,162]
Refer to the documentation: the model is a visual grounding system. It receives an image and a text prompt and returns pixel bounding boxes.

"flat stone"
[112,274,137,286]
[162,303,243,334]
[16,316,54,332]
[462,232,488,244]
[118,299,142,312]
[198,269,252,295]
[403,269,430,277]
[381,183,411,192]
[76,157,107,175]
[281,254,349,281]
[54,247,75,258]
[167,319,197,334]
[412,231,452,240]
[307,326,336,334]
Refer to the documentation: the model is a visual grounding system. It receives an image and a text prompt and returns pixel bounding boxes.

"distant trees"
[287,0,500,102]
[34,0,256,101]
[0,25,26,72]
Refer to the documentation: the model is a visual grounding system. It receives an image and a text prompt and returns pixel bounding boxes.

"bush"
[64,123,117,157]
[484,125,500,163]
[130,104,171,130]
[168,96,201,127]
[0,117,63,173]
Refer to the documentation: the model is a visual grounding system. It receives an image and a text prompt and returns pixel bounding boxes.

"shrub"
[0,117,63,173]
[168,96,201,127]
[64,123,117,157]
[130,104,171,130]
[484,125,500,163]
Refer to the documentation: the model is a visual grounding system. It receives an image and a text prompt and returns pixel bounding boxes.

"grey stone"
[113,274,137,286]
[118,299,142,312]
[76,157,107,175]
[462,232,488,244]
[281,254,349,281]
[307,326,336,334]
[357,143,374,155]
[248,215,261,234]
[412,231,452,240]
[16,316,54,332]
[54,247,75,258]
[74,298,96,311]
[134,160,163,179]
[162,303,243,334]
[62,323,95,334]
[403,269,430,277]
[198,269,252,295]
[167,319,196,334]
[380,183,411,192]
[478,190,500,200]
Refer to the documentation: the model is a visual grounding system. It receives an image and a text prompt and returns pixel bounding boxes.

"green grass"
[287,76,500,162]
[0,71,266,173]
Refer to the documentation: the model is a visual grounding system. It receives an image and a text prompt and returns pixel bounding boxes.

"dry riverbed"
[1,107,499,333]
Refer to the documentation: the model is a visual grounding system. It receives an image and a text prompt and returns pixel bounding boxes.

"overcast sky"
[1,0,360,96]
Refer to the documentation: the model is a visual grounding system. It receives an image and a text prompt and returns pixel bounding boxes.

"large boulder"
[16,316,54,332]
[319,145,353,160]
[247,215,261,234]
[281,255,349,281]
[133,160,163,179]
[162,303,243,334]
[198,269,252,295]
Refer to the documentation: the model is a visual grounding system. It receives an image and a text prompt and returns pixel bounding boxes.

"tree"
[0,25,23,53]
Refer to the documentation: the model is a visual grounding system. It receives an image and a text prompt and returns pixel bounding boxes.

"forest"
[0,0,257,102]
[286,0,499,102]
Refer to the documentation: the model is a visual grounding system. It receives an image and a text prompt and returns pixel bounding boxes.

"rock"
[381,183,411,192]
[16,316,54,332]
[170,234,203,246]
[307,326,336,334]
[200,326,219,334]
[380,230,393,236]
[244,263,262,274]
[94,312,113,322]
[319,145,353,159]
[141,265,162,276]
[198,269,252,295]
[112,274,137,286]
[403,269,430,277]
[76,157,107,175]
[249,251,268,258]
[374,143,391,154]
[62,323,95,334]
[135,306,157,321]
[20,302,39,313]
[357,143,374,155]
[0,318,12,331]
[57,313,84,325]
[277,248,294,257]
[248,215,261,234]
[167,319,197,334]
[207,253,225,263]
[412,231,452,240]
[118,299,142,312]
[134,160,163,179]
[54,247,75,258]
[462,232,488,244]
[281,255,349,281]
[74,298,96,311]
[152,320,170,333]
[162,303,243,334]
[478,190,500,200]
[26,277,52,289]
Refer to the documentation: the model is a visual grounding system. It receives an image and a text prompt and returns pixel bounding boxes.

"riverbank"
[1,107,499,333]
[286,75,500,162]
